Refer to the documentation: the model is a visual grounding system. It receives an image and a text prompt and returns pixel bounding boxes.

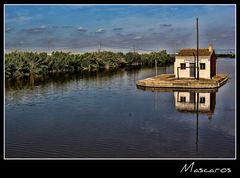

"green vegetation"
[5,50,174,80]
[216,54,235,58]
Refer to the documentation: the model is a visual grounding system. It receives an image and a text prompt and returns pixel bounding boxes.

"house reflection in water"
[136,85,218,153]
[174,91,216,120]
[174,89,217,152]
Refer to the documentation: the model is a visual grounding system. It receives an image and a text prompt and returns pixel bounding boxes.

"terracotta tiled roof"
[176,48,212,56]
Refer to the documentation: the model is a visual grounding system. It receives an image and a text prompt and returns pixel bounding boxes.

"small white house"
[174,44,217,79]
[174,91,216,119]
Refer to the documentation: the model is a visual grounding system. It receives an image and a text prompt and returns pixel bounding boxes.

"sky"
[5,4,236,53]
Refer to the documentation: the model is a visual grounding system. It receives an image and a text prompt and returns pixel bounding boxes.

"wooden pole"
[197,18,199,80]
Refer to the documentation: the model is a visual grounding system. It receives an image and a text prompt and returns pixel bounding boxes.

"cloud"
[127,33,134,36]
[25,26,47,33]
[112,27,123,31]
[148,28,154,31]
[15,16,34,23]
[62,25,74,28]
[95,28,105,33]
[6,13,40,26]
[77,26,87,32]
[51,25,59,29]
[152,32,164,35]
[218,33,234,38]
[160,24,172,27]
[170,7,178,11]
[6,27,14,33]
[134,36,143,40]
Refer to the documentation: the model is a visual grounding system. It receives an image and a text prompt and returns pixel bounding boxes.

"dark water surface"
[5,58,235,158]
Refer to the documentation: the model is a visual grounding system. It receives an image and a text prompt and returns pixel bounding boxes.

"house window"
[180,96,186,103]
[200,63,205,70]
[200,97,205,103]
[180,63,186,70]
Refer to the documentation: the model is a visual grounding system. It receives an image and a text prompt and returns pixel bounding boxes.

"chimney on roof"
[208,44,213,52]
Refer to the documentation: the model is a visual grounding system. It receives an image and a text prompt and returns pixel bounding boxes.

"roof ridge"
[180,48,209,50]
[176,48,212,56]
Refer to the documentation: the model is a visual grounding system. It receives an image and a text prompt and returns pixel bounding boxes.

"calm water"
[5,58,235,158]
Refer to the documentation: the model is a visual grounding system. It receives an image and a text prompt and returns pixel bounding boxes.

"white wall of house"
[198,57,211,79]
[174,92,211,112]
[198,93,211,111]
[174,56,192,78]
[174,56,211,79]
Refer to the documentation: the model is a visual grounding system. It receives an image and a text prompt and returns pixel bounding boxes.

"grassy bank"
[5,50,174,80]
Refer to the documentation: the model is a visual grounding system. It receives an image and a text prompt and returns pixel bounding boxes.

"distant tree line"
[216,54,235,58]
[5,50,174,80]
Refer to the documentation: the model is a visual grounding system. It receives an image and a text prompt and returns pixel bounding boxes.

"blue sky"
[5,5,235,53]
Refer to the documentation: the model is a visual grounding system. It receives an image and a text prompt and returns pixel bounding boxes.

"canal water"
[5,58,235,158]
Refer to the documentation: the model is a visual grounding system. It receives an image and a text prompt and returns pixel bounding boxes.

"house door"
[190,63,195,77]
[190,92,195,103]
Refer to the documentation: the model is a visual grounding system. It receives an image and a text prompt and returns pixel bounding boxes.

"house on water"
[174,44,217,79]
[137,43,228,89]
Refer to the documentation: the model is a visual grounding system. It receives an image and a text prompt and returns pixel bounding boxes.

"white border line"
[4,4,6,160]
[234,4,237,159]
[3,4,237,160]
[4,4,236,6]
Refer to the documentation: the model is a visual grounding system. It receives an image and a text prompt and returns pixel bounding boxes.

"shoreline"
[136,74,229,89]
[5,50,174,80]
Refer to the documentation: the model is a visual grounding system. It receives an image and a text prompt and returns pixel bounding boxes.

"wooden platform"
[136,74,229,89]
